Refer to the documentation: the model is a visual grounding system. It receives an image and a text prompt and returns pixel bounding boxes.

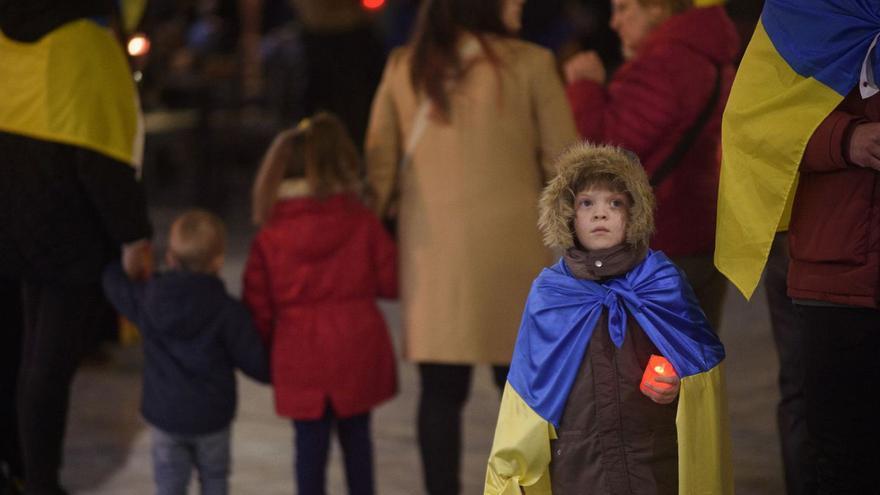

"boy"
[484,144,731,495]
[103,209,270,495]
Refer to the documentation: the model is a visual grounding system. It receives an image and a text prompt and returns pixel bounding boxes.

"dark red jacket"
[566,6,739,256]
[243,193,398,419]
[788,89,880,308]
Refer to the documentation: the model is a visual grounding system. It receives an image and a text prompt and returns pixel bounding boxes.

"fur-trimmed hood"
[538,142,655,250]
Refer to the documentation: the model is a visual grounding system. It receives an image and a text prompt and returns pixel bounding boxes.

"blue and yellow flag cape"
[715,0,880,298]
[0,19,142,168]
[485,251,731,494]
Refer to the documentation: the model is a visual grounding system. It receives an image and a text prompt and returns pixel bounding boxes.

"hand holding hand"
[640,374,680,404]
[564,51,606,85]
[122,239,154,281]
[848,122,880,171]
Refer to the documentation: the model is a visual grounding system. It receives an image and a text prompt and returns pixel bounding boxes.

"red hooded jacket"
[243,193,398,419]
[566,6,739,257]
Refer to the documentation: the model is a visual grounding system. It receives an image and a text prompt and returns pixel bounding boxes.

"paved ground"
[57,154,786,493]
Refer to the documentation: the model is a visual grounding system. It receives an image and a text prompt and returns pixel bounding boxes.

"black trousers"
[417,363,508,495]
[765,233,816,495]
[17,281,103,495]
[0,278,23,481]
[795,304,880,495]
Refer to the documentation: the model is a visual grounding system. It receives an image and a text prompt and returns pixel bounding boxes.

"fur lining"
[277,178,311,199]
[538,142,655,250]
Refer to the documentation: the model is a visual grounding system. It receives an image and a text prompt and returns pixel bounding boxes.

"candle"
[640,354,677,392]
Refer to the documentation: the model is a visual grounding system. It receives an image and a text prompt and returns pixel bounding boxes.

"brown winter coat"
[364,33,578,364]
[551,302,678,495]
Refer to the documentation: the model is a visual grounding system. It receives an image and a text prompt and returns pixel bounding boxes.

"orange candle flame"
[641,355,677,392]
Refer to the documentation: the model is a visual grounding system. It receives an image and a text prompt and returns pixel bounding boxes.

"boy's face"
[573,186,629,251]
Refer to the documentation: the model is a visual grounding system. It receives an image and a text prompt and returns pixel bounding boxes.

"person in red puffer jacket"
[562,0,739,331]
[243,112,397,495]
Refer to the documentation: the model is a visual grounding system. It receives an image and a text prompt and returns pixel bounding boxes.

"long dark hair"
[409,0,511,120]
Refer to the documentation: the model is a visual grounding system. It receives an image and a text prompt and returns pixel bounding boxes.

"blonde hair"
[167,209,226,273]
[251,112,364,225]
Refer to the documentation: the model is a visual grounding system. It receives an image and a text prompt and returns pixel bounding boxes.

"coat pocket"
[789,169,876,265]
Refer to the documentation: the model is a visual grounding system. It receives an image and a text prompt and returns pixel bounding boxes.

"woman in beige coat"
[364,0,577,493]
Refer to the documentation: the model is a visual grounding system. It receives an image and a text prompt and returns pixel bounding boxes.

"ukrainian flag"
[485,252,731,494]
[0,19,143,168]
[715,1,880,298]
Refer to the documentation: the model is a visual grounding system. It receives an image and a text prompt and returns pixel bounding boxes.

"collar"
[563,244,647,281]
[277,179,311,199]
[860,33,880,99]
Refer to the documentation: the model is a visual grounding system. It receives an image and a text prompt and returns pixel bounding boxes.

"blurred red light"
[362,0,384,9]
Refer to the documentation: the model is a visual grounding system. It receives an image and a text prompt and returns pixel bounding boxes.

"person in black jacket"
[0,2,153,493]
[103,210,270,495]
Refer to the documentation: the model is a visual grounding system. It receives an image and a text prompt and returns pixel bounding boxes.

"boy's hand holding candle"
[640,354,680,404]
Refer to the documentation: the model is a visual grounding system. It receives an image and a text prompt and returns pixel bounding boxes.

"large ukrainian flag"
[485,252,731,494]
[0,19,142,168]
[715,1,880,298]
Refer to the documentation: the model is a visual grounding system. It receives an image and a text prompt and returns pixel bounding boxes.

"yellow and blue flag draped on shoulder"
[0,19,143,168]
[715,0,880,298]
[485,251,731,495]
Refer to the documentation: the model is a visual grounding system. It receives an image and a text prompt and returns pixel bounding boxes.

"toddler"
[103,209,270,495]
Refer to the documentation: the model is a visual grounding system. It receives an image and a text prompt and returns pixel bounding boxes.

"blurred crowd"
[131,0,759,138]
[133,0,604,139]
[5,2,818,495]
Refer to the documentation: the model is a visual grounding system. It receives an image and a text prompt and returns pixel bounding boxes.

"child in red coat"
[243,112,397,495]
